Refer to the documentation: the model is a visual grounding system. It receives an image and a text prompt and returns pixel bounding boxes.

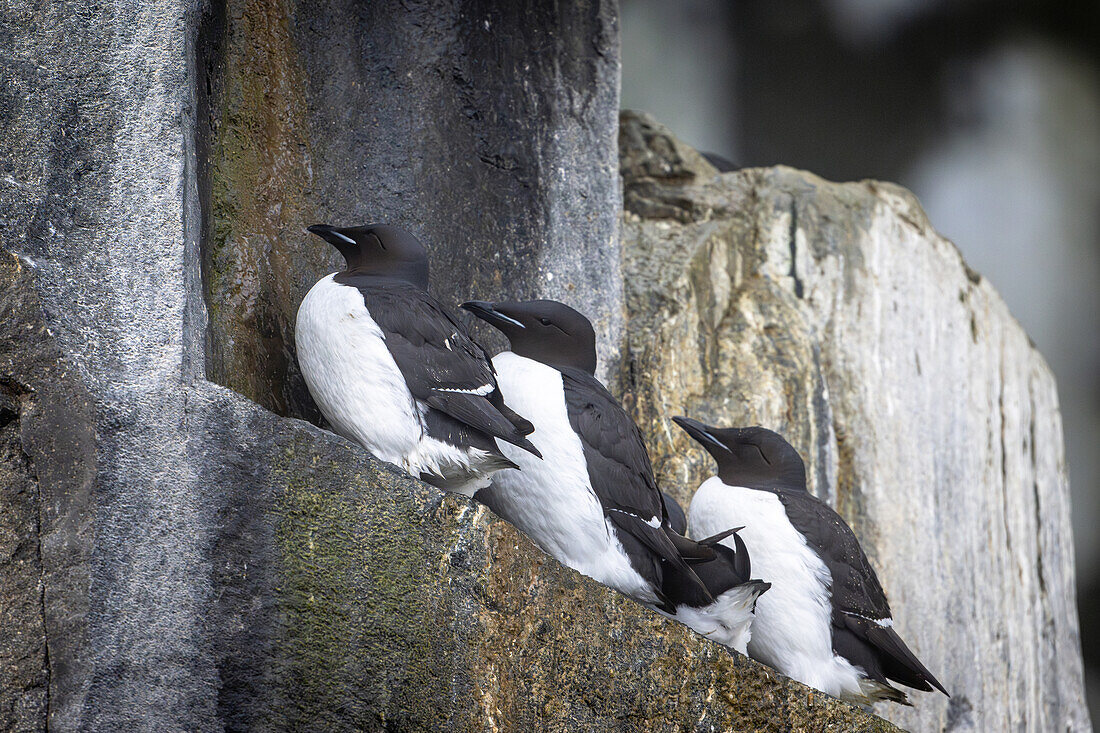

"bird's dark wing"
[778,490,947,695]
[702,529,753,582]
[664,530,770,611]
[559,368,712,603]
[776,491,891,622]
[559,368,663,517]
[357,280,494,394]
[353,279,537,455]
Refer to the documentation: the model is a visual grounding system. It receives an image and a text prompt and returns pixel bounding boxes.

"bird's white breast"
[688,477,867,698]
[488,352,657,603]
[295,274,422,465]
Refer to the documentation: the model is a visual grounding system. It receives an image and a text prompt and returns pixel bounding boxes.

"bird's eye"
[539,317,552,326]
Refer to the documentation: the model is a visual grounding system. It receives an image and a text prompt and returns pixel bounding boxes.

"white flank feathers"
[488,351,660,604]
[295,274,501,495]
[661,582,766,655]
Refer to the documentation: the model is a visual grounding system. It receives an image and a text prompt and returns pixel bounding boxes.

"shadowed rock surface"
[617,110,1090,732]
[0,254,94,732]
[0,1,902,731]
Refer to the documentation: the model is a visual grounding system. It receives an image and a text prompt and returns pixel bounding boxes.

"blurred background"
[620,0,1099,719]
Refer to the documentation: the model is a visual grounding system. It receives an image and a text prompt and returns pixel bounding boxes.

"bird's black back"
[777,490,891,622]
[776,488,947,697]
[339,275,536,455]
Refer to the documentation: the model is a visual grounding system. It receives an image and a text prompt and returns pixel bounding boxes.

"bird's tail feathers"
[483,452,521,472]
[493,398,536,437]
[666,529,718,564]
[696,526,744,546]
[844,614,949,697]
[425,391,542,459]
[694,526,753,581]
[864,624,950,697]
[508,435,543,459]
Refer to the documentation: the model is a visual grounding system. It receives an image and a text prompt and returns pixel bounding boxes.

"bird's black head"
[673,417,807,492]
[460,299,597,375]
[307,223,430,289]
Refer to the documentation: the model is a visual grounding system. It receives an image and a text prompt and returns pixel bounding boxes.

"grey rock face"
[618,110,1091,732]
[0,253,95,733]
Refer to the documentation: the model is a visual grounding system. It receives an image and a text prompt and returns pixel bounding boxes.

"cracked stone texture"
[0,1,899,731]
[0,254,95,732]
[617,110,1091,732]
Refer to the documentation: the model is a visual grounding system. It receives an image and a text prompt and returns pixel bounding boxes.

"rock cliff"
[0,250,898,731]
[0,0,1086,730]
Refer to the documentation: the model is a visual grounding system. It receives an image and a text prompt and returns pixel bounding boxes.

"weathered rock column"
[618,110,1091,732]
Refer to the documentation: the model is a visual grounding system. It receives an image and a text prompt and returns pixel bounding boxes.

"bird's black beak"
[308,224,361,269]
[673,416,729,454]
[461,301,526,331]
[307,224,357,249]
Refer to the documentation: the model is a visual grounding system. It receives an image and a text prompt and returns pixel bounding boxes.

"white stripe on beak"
[494,312,526,328]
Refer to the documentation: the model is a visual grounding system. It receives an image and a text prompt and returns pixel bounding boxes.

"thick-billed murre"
[463,299,769,653]
[674,417,948,705]
[295,224,540,495]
